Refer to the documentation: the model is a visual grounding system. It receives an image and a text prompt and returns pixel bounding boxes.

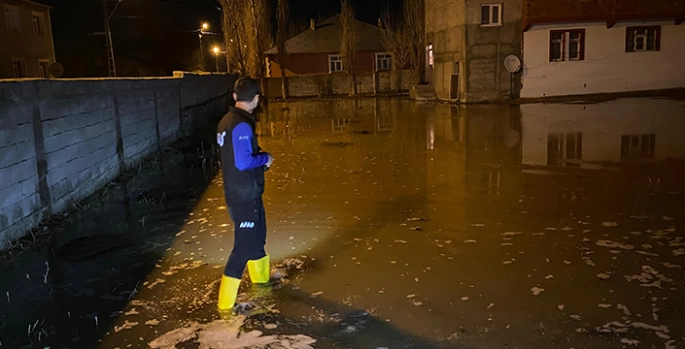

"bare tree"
[221,0,248,74]
[403,0,423,84]
[340,0,357,95]
[276,0,290,99]
[245,0,273,78]
[219,0,272,77]
[380,3,412,92]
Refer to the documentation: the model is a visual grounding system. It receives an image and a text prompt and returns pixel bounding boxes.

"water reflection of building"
[460,105,524,229]
[423,104,467,226]
[464,105,523,195]
[521,99,685,168]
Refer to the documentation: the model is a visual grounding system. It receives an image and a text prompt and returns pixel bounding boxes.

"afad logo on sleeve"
[217,131,227,146]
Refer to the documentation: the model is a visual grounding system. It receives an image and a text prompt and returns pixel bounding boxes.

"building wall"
[424,0,466,101]
[0,72,235,248]
[521,21,685,98]
[266,70,413,98]
[521,99,685,167]
[267,51,387,76]
[464,0,522,102]
[0,0,55,78]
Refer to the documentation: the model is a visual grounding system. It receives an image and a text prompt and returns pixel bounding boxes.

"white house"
[521,18,685,98]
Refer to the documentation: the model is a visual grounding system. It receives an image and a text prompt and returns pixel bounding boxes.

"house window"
[547,133,583,166]
[375,53,393,71]
[32,12,45,35]
[329,55,343,73]
[621,134,655,159]
[4,5,21,32]
[427,44,434,67]
[626,26,660,52]
[38,60,50,78]
[12,58,27,78]
[549,29,585,62]
[481,4,502,27]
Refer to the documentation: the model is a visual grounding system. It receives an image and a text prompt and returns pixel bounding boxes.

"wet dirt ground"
[1,97,684,349]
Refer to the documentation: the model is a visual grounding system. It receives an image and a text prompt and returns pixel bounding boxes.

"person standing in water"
[216,77,274,311]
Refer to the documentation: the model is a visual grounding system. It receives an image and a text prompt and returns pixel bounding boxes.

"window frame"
[547,132,583,166]
[32,11,45,36]
[328,54,344,73]
[549,29,586,62]
[375,52,393,71]
[38,59,50,78]
[625,26,661,52]
[4,4,21,32]
[12,58,27,78]
[621,134,656,160]
[481,4,503,27]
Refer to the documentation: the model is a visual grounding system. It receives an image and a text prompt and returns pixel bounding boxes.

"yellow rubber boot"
[217,275,241,311]
[247,255,270,284]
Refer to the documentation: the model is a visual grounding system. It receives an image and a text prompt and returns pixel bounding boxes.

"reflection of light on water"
[428,121,435,150]
[157,183,330,267]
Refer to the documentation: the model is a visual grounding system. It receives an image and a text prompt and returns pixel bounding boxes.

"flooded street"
[1,97,684,349]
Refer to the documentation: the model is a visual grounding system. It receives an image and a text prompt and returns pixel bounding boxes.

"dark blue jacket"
[217,107,269,205]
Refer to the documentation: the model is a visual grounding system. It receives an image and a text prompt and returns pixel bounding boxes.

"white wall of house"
[521,21,685,98]
[521,98,685,167]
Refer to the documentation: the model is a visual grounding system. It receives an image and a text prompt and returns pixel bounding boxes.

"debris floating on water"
[597,273,612,280]
[530,287,545,296]
[114,320,139,333]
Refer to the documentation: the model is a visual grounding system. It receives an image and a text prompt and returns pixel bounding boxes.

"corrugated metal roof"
[265,15,386,54]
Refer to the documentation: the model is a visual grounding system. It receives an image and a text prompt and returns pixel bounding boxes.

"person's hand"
[264,153,274,170]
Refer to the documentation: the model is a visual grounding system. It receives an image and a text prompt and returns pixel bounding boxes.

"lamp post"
[212,46,220,72]
[102,0,123,77]
[198,22,208,72]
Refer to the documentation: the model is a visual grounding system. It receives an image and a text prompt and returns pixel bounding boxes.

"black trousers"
[223,196,267,279]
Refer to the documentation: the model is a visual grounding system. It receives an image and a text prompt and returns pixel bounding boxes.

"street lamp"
[212,46,220,72]
[198,22,209,72]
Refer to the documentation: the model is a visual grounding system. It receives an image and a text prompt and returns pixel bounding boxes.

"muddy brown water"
[1,97,684,349]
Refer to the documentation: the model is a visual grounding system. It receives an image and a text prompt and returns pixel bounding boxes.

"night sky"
[34,0,388,77]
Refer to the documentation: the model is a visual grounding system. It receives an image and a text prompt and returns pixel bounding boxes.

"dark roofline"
[523,14,685,31]
[264,14,385,54]
[21,0,52,10]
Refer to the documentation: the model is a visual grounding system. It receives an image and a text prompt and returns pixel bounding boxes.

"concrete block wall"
[0,72,235,248]
[288,76,322,97]
[464,0,522,102]
[266,70,412,99]
[424,0,466,101]
[0,102,40,240]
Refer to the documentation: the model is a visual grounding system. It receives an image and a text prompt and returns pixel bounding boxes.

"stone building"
[424,0,522,102]
[0,0,55,78]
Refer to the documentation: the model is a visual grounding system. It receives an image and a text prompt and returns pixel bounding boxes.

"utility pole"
[102,0,123,77]
[199,23,208,72]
